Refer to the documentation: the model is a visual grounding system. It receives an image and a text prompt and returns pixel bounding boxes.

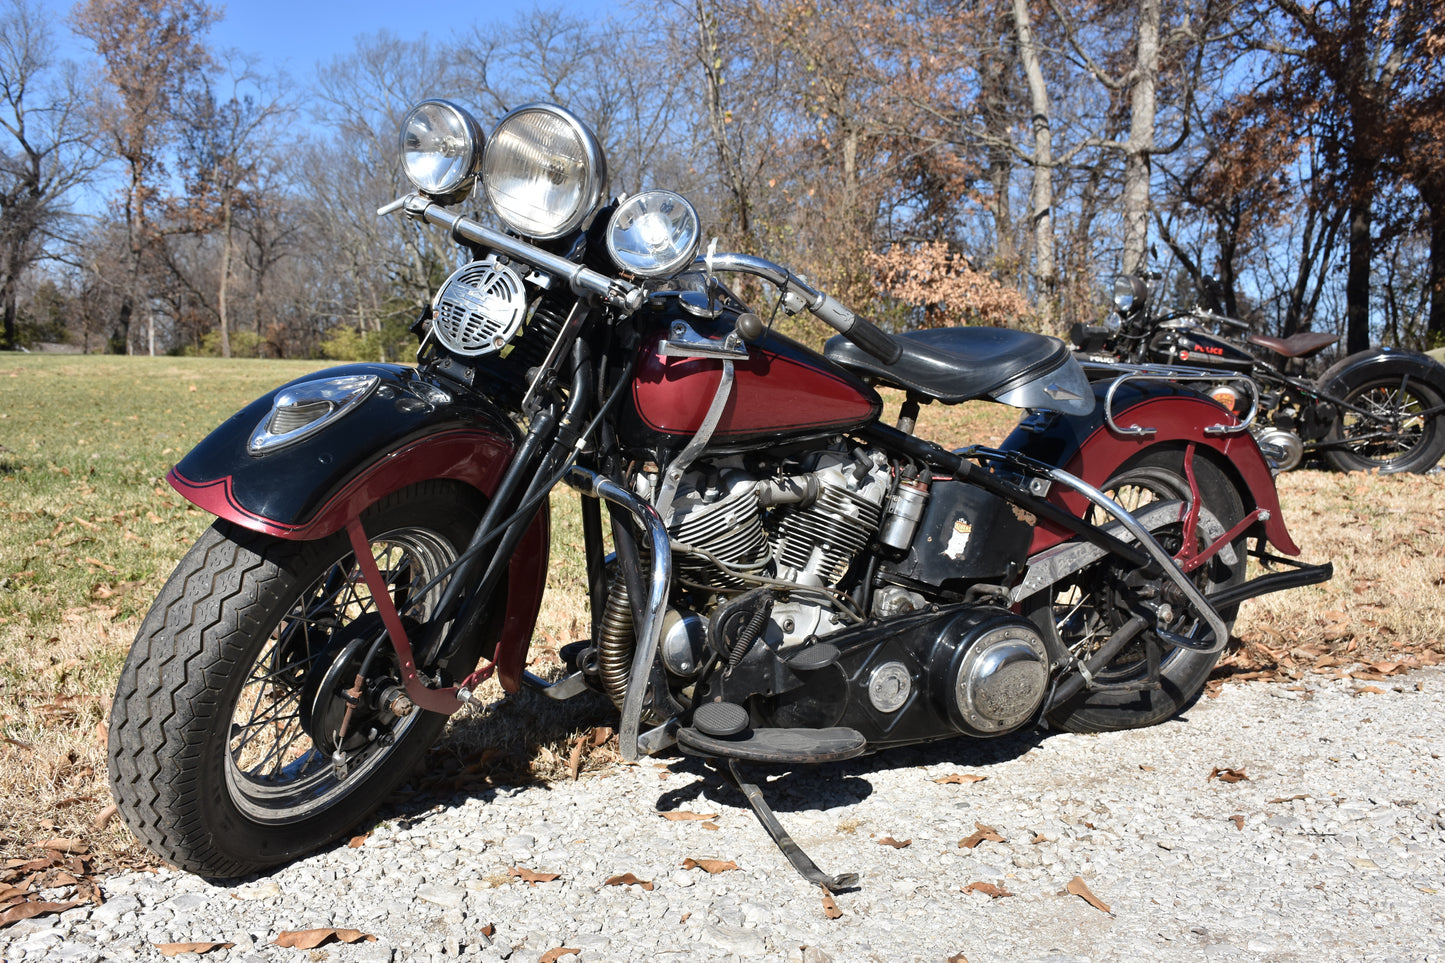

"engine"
[664,446,891,650]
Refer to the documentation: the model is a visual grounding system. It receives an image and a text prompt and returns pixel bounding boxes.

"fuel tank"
[1147,323,1255,373]
[621,312,882,451]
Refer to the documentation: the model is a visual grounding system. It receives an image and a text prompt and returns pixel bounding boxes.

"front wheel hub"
[305,614,412,755]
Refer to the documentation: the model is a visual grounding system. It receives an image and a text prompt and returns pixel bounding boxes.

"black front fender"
[170,363,523,539]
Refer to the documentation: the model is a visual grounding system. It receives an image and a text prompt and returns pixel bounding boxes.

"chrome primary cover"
[431,257,528,356]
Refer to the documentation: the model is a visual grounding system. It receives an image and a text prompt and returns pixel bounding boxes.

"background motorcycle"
[1071,274,1445,473]
[107,101,1330,888]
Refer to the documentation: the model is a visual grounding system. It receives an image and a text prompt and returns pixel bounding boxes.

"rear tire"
[1029,450,1247,734]
[108,481,492,877]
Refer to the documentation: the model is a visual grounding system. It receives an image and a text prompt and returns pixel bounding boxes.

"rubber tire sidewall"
[1038,450,1246,734]
[108,481,485,877]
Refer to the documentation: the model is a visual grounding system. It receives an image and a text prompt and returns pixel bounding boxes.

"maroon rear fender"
[1004,386,1299,557]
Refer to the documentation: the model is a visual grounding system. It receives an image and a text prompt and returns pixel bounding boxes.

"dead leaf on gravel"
[682,858,738,874]
[1208,767,1249,783]
[820,886,842,919]
[155,942,234,957]
[1268,794,1309,804]
[539,949,580,963]
[877,836,911,849]
[348,834,368,848]
[934,773,986,785]
[947,954,969,963]
[0,900,79,927]
[273,928,375,948]
[963,881,1012,899]
[1230,814,1245,830]
[605,873,654,891]
[1352,685,1385,696]
[508,867,561,886]
[659,811,718,821]
[959,822,1006,849]
[1066,876,1111,913]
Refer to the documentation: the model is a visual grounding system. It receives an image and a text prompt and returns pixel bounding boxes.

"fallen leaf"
[0,900,79,927]
[947,955,969,963]
[604,873,655,891]
[660,811,718,821]
[682,858,738,874]
[90,804,118,832]
[155,942,234,957]
[347,834,368,849]
[1208,767,1250,783]
[820,885,842,919]
[1030,833,1049,845]
[1268,794,1309,804]
[934,773,987,785]
[539,949,580,963]
[1066,876,1110,913]
[508,867,561,886]
[963,881,1012,899]
[1352,685,1385,697]
[273,928,375,949]
[1230,814,1245,830]
[959,823,1006,849]
[39,838,88,854]
[566,737,585,780]
[877,836,912,849]
[479,923,496,938]
[591,726,614,746]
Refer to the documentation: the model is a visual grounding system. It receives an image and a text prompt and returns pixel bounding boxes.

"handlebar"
[1196,309,1250,332]
[693,252,903,364]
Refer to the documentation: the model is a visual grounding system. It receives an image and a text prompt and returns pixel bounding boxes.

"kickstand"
[724,759,859,893]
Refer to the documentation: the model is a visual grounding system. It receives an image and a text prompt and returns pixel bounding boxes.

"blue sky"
[40,0,618,79]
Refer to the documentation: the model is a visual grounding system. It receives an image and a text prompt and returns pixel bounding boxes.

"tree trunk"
[218,190,232,359]
[1011,0,1056,314]
[1120,0,1161,275]
[1426,183,1445,350]
[695,0,751,237]
[1345,191,1372,353]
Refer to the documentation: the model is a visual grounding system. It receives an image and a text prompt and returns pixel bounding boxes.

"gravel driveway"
[4,670,1443,962]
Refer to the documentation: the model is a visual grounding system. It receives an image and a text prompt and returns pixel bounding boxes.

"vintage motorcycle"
[108,101,1331,889]
[1071,273,1445,473]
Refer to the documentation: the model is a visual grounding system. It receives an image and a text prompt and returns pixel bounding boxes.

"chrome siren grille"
[431,258,528,356]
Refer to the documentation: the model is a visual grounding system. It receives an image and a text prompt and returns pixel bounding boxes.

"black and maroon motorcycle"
[107,101,1331,889]
[1071,273,1445,473]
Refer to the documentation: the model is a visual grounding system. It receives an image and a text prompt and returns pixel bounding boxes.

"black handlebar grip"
[814,293,903,364]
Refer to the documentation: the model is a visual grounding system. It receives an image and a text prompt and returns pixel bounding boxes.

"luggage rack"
[1079,361,1260,438]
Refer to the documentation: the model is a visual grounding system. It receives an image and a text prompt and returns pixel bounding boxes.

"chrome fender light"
[249,374,380,454]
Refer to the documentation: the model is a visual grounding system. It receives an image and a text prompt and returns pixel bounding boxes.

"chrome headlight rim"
[1112,274,1148,316]
[605,190,702,279]
[481,102,607,240]
[248,374,381,455]
[400,99,484,201]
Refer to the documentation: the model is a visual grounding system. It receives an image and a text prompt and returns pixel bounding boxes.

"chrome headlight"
[249,374,379,454]
[400,100,484,200]
[1112,275,1148,315]
[605,191,701,278]
[481,103,606,239]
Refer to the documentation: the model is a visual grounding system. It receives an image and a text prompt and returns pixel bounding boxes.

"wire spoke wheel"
[224,527,457,823]
[1324,371,1445,473]
[1027,451,1246,733]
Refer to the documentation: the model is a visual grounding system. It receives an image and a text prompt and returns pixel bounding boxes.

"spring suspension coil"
[597,575,634,710]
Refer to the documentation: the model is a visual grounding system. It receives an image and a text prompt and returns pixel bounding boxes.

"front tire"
[1322,369,1445,473]
[108,481,492,877]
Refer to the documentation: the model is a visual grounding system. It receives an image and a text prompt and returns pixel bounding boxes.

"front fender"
[1003,380,1299,556]
[168,362,549,692]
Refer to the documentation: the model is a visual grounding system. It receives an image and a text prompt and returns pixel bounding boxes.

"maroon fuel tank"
[621,320,882,451]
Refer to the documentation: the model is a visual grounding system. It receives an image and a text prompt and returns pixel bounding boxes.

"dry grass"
[1,361,1441,878]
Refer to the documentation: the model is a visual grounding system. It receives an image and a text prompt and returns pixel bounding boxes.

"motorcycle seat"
[824,326,1070,404]
[1247,331,1338,358]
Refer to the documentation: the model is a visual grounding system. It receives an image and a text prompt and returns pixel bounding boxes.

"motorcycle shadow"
[655,726,1050,817]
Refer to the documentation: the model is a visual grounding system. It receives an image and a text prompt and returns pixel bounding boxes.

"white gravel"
[4,670,1444,962]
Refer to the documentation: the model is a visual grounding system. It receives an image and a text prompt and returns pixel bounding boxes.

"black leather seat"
[824,327,1070,404]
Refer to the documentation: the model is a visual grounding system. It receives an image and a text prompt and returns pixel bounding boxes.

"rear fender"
[1002,380,1299,556]
[167,362,548,692]
[1317,347,1445,399]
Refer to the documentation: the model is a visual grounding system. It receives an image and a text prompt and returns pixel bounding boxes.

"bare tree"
[0,0,102,349]
[69,0,217,355]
